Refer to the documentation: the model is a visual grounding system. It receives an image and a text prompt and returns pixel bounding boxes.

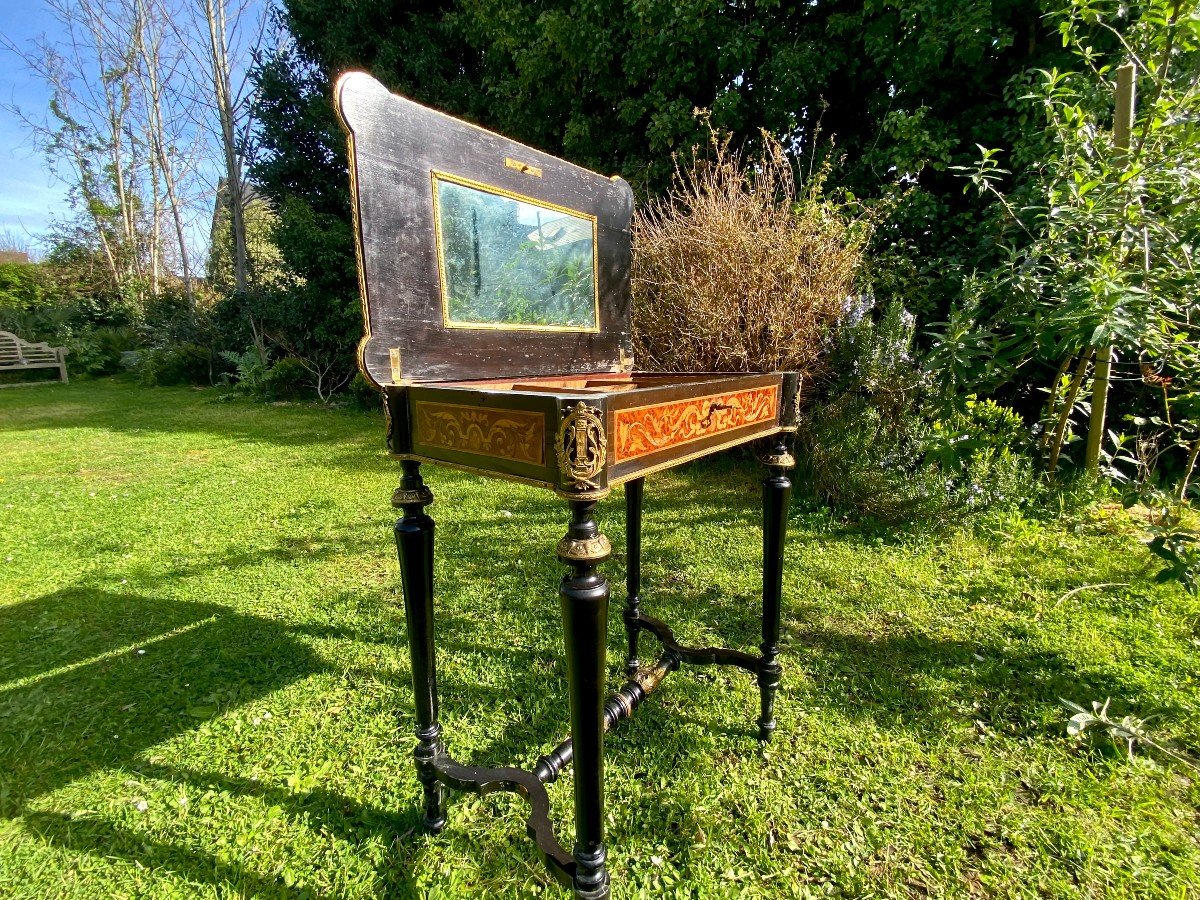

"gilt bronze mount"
[556,401,609,498]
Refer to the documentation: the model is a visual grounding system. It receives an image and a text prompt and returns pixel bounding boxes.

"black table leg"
[758,439,794,742]
[557,499,612,900]
[393,460,446,831]
[623,478,644,678]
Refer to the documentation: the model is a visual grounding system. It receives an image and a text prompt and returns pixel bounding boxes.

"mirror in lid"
[434,173,599,332]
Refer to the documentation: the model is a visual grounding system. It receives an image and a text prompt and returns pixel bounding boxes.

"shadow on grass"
[0,582,621,896]
[0,588,328,813]
[786,626,1157,736]
[0,586,423,896]
[19,808,342,900]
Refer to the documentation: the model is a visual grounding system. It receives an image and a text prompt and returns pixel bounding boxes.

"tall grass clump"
[631,128,873,378]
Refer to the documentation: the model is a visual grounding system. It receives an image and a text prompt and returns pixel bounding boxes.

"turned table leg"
[758,439,794,742]
[393,460,447,831]
[557,499,612,900]
[623,478,644,678]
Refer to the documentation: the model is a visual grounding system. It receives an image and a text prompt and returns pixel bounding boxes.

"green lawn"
[0,379,1197,899]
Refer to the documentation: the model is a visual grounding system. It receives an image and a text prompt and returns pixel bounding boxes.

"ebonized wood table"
[336,72,797,899]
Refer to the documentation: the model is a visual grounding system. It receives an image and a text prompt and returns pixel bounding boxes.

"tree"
[5,0,221,310]
[207,181,286,293]
[0,261,46,311]
[947,0,1200,477]
[132,0,202,305]
[189,0,267,297]
[6,0,277,322]
[7,0,145,296]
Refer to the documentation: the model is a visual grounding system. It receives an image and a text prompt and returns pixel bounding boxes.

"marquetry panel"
[414,401,545,464]
[612,386,779,462]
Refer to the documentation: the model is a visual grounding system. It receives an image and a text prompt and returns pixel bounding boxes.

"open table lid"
[335,72,635,387]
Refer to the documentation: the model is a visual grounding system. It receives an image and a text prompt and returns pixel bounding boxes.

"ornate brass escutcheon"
[556,402,607,492]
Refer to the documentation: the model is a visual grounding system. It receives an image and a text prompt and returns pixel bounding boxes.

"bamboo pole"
[1049,348,1096,476]
[1040,353,1075,451]
[1085,63,1137,473]
[1179,438,1200,502]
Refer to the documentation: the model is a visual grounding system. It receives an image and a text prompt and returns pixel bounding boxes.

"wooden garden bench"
[0,330,69,385]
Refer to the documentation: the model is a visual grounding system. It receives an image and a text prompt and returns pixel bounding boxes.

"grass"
[0,379,1197,899]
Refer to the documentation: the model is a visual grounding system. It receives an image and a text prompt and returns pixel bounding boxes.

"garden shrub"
[219,351,319,401]
[137,343,215,386]
[66,326,139,376]
[0,298,81,346]
[934,398,1035,514]
[345,371,382,410]
[799,298,1033,526]
[630,128,872,379]
[219,348,272,398]
[0,262,46,313]
[799,299,938,523]
[262,356,313,400]
[141,288,208,344]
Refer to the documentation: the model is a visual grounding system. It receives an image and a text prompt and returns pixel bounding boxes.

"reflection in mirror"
[434,174,598,330]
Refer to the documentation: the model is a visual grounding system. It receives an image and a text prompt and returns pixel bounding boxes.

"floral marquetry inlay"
[613,386,778,462]
[414,402,544,464]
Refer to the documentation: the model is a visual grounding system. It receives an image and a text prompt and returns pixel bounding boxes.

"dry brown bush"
[631,130,873,378]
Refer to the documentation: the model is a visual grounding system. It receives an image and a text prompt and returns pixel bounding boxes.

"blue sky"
[0,1,270,263]
[0,4,72,249]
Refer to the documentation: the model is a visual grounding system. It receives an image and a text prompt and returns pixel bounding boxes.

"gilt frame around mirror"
[431,171,601,333]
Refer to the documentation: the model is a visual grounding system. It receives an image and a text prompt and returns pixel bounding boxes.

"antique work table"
[336,73,798,899]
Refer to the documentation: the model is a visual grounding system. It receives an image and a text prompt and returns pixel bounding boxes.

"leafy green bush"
[345,372,381,410]
[219,351,317,401]
[219,348,272,398]
[66,326,139,377]
[137,343,215,386]
[0,299,79,346]
[0,258,148,360]
[943,0,1200,482]
[799,298,1034,525]
[0,262,46,313]
[934,398,1034,513]
[262,357,312,401]
[1146,520,1200,596]
[141,288,205,344]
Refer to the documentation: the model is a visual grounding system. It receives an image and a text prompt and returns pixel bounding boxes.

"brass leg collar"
[392,484,434,508]
[557,533,611,564]
[760,451,796,469]
[554,486,611,502]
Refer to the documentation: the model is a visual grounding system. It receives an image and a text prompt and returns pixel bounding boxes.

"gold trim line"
[336,72,618,183]
[608,425,787,486]
[431,169,601,334]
